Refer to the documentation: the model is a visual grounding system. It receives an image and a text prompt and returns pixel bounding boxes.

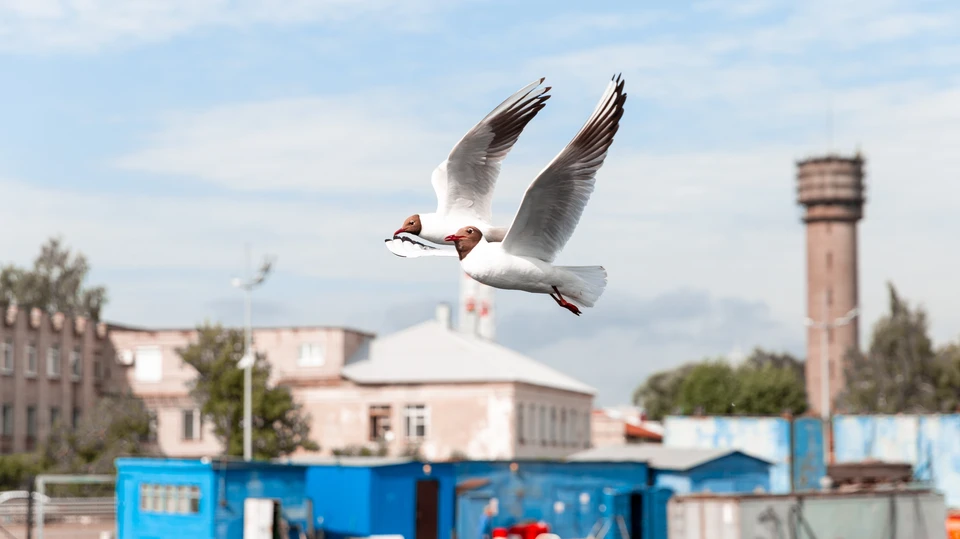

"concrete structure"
[796,153,866,416]
[115,457,313,539]
[111,307,594,461]
[568,444,772,495]
[0,305,120,453]
[591,406,663,447]
[458,272,495,340]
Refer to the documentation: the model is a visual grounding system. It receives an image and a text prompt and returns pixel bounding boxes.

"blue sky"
[1,0,959,405]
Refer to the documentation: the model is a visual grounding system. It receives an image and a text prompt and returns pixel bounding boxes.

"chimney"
[436,303,452,330]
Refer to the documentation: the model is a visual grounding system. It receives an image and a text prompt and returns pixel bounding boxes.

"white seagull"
[443,75,627,316]
[385,78,551,258]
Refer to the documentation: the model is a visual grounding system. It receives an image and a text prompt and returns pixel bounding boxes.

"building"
[568,444,772,495]
[591,406,663,447]
[795,153,866,416]
[304,305,594,460]
[109,323,374,458]
[0,305,121,453]
[110,306,595,461]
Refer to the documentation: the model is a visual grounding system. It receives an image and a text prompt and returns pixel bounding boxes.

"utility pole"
[804,289,858,463]
[231,245,274,461]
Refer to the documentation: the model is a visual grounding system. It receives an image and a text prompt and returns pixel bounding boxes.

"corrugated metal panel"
[792,417,826,491]
[664,417,792,493]
[670,490,947,539]
[834,414,960,508]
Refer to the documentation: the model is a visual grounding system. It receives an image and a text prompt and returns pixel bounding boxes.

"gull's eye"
[467,228,474,234]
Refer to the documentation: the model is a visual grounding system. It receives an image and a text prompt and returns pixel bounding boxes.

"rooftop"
[567,444,771,470]
[342,319,595,395]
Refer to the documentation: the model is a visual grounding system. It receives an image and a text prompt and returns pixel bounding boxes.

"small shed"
[296,457,457,539]
[454,460,671,539]
[115,457,313,539]
[568,445,772,495]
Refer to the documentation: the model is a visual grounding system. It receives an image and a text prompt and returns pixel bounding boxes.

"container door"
[643,487,672,539]
[416,479,440,539]
[602,488,632,539]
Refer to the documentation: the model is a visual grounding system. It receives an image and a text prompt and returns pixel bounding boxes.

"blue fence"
[833,414,960,508]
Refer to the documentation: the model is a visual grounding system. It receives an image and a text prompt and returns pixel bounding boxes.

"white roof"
[567,444,771,470]
[342,320,595,395]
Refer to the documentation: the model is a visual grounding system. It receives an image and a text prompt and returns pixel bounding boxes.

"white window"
[528,404,536,443]
[298,343,325,367]
[134,346,163,383]
[182,409,202,441]
[70,347,82,379]
[403,404,428,441]
[1,338,12,374]
[539,406,546,445]
[140,483,201,514]
[571,410,579,444]
[1,405,13,436]
[516,404,524,444]
[47,345,61,378]
[25,344,37,376]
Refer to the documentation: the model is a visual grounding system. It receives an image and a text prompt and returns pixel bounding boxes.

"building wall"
[513,383,593,459]
[0,306,119,453]
[591,411,627,448]
[109,325,373,457]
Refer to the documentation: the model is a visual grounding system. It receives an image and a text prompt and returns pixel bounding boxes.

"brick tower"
[796,153,866,417]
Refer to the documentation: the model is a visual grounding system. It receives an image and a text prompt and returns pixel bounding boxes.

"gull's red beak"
[394,228,406,237]
[444,234,464,242]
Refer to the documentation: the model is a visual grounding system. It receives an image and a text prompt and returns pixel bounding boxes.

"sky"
[1,0,958,406]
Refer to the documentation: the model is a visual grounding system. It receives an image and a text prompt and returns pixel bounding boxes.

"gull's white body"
[461,240,606,308]
[451,74,627,312]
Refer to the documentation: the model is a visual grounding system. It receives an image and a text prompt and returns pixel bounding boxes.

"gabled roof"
[567,444,772,471]
[341,320,595,395]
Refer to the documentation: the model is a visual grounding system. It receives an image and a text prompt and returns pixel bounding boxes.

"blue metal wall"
[653,452,771,495]
[305,465,374,537]
[664,416,794,493]
[792,416,827,491]
[217,463,312,539]
[834,414,960,508]
[453,461,669,539]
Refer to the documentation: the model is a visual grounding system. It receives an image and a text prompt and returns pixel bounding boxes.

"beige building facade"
[0,305,119,453]
[110,305,595,461]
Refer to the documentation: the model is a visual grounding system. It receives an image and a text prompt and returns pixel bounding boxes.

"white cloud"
[0,0,445,53]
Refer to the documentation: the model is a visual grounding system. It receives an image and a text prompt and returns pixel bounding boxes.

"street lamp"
[804,290,859,420]
[231,246,275,461]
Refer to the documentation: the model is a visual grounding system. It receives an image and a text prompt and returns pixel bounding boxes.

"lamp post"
[804,290,858,465]
[231,246,274,461]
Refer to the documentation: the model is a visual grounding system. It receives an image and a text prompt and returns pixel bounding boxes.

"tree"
[178,323,319,459]
[0,237,107,320]
[39,392,158,475]
[838,283,940,413]
[632,364,695,420]
[743,348,805,384]
[676,360,741,415]
[933,341,960,413]
[735,362,808,415]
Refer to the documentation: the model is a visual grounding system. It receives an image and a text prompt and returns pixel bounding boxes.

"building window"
[527,404,536,443]
[539,406,546,446]
[1,338,12,374]
[50,407,61,429]
[70,347,82,380]
[47,345,61,378]
[517,404,524,445]
[560,409,567,446]
[571,410,578,444]
[298,343,325,367]
[583,412,591,448]
[26,406,37,438]
[140,483,201,514]
[72,407,81,428]
[550,408,557,445]
[1,405,13,436]
[369,405,391,442]
[134,346,163,382]
[25,344,37,376]
[182,409,198,441]
[827,287,833,306]
[93,351,102,380]
[403,404,428,441]
[826,252,833,270]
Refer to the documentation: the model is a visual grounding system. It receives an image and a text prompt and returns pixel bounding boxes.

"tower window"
[827,287,833,306]
[826,252,833,270]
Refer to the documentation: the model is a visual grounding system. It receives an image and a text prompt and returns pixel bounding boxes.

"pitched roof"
[567,444,771,470]
[341,320,595,395]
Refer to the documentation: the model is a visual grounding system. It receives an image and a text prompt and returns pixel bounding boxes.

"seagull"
[385,78,551,258]
[443,75,626,316]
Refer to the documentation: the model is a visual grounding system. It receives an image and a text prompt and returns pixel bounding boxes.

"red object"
[508,523,549,539]
[466,298,476,312]
[492,528,508,539]
[947,511,960,539]
[480,302,489,316]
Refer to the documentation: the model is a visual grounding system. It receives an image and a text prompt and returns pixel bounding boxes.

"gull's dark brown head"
[444,226,483,260]
[394,214,422,237]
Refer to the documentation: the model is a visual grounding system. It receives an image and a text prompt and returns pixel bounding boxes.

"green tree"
[177,323,319,459]
[676,360,741,415]
[0,237,107,320]
[632,364,695,420]
[39,392,157,475]
[743,348,805,383]
[735,362,808,415]
[838,283,939,413]
[933,341,960,412]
